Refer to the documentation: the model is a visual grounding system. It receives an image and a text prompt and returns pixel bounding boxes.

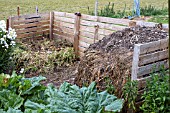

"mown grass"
[0,0,168,20]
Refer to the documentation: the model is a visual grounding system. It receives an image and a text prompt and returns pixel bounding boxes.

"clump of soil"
[74,26,168,97]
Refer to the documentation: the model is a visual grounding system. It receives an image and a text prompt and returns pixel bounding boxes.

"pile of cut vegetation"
[12,38,77,79]
[74,26,168,97]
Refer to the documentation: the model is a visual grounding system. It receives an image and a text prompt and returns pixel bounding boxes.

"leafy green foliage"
[0,72,123,113]
[88,2,127,19]
[140,67,170,113]
[140,5,168,16]
[123,79,138,111]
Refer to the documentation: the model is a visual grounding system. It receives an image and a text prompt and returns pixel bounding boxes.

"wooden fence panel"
[9,12,50,39]
[131,38,169,110]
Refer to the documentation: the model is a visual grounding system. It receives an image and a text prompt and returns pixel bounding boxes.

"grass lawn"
[0,0,168,20]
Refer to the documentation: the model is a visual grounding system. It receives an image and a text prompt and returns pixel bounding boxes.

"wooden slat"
[53,12,66,17]
[17,30,49,38]
[79,31,94,39]
[79,25,95,33]
[53,26,74,34]
[137,75,151,89]
[11,13,50,20]
[139,49,169,66]
[65,13,76,18]
[53,29,74,38]
[79,36,94,44]
[80,19,126,31]
[79,41,90,48]
[137,59,169,77]
[54,21,74,29]
[98,29,115,35]
[16,25,49,34]
[53,33,73,43]
[81,14,98,21]
[54,16,75,23]
[13,16,50,25]
[98,16,130,26]
[139,38,169,55]
[13,21,50,29]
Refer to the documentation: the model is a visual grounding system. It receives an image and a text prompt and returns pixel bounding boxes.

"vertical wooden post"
[6,19,9,30]
[94,24,99,43]
[17,6,20,16]
[74,12,81,56]
[131,44,141,80]
[8,16,12,28]
[50,11,54,39]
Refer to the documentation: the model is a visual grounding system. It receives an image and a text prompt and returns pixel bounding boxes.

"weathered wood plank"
[53,29,74,38]
[11,13,50,20]
[50,11,54,39]
[98,16,130,26]
[73,13,81,55]
[137,59,169,77]
[79,36,94,44]
[81,14,98,21]
[131,44,141,80]
[79,31,94,39]
[53,33,73,43]
[54,21,74,29]
[16,25,49,34]
[139,38,169,55]
[53,26,74,34]
[13,21,50,29]
[139,49,169,66]
[54,12,66,17]
[79,25,95,33]
[80,19,126,31]
[54,16,75,23]
[17,30,49,38]
[13,16,50,24]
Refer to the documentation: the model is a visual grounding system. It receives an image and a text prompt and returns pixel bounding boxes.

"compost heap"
[74,26,168,97]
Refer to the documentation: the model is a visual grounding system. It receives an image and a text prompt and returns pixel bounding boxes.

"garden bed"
[13,37,79,87]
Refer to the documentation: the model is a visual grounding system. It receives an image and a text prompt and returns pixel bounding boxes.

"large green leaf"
[0,89,24,111]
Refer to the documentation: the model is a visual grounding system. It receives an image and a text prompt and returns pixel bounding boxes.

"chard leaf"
[21,76,46,95]
[24,100,46,110]
[105,99,124,112]
[0,89,24,111]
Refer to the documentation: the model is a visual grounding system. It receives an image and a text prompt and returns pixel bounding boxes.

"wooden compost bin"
[8,11,169,110]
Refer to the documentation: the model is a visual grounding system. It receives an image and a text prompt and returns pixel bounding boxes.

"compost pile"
[74,26,168,97]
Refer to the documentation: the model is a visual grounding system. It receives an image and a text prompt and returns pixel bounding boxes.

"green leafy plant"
[140,67,170,112]
[140,5,168,16]
[0,72,124,113]
[88,2,127,19]
[123,78,138,111]
[0,20,17,74]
